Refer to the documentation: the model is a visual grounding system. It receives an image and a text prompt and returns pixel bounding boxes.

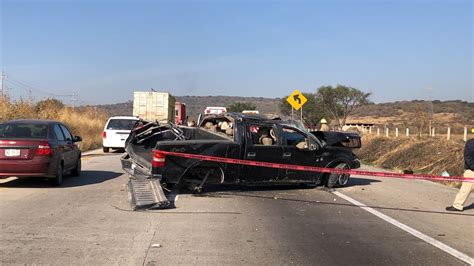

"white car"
[102,116,139,153]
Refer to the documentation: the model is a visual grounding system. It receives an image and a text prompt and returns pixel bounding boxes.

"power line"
[5,73,73,97]
[6,77,73,97]
[5,79,34,95]
[6,78,61,96]
[2,72,82,107]
[5,79,81,106]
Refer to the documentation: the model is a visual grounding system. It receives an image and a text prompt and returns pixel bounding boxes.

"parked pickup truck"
[121,113,361,209]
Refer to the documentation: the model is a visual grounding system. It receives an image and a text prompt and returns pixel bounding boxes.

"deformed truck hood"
[310,131,361,149]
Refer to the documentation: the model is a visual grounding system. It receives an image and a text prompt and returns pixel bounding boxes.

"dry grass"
[355,135,466,186]
[0,96,106,151]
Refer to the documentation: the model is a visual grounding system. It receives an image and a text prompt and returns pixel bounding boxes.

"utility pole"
[71,92,78,109]
[0,71,7,97]
[426,87,433,137]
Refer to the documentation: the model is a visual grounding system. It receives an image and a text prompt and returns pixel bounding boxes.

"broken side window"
[248,125,277,146]
[282,127,307,149]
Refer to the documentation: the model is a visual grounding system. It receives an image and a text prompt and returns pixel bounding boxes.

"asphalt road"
[0,152,472,265]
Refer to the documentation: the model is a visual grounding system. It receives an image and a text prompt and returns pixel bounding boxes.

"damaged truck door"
[280,126,322,183]
[241,124,283,183]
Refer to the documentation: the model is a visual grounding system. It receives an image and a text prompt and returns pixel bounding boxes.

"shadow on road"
[345,177,381,187]
[178,176,381,195]
[0,170,123,188]
[463,203,474,210]
[63,170,123,187]
[195,191,474,217]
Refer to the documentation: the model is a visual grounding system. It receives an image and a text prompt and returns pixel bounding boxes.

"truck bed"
[124,122,236,178]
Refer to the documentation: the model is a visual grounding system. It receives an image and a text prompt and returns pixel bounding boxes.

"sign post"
[300,105,303,122]
[287,90,307,121]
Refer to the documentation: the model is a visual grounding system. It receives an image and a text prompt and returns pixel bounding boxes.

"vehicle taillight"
[37,142,52,156]
[102,131,107,139]
[152,150,166,167]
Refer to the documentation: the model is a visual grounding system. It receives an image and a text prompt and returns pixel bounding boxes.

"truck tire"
[326,163,350,188]
[103,147,110,153]
[181,167,224,193]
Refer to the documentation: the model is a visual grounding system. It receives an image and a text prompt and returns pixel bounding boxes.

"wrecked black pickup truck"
[121,113,361,209]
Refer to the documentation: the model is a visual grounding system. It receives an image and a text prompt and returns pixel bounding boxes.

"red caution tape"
[157,150,474,183]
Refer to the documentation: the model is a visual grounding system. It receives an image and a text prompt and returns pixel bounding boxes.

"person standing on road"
[319,118,330,131]
[446,138,474,212]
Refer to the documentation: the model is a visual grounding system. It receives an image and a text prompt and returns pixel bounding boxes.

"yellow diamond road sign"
[287,90,307,110]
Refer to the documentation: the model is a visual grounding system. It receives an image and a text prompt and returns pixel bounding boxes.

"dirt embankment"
[355,136,465,177]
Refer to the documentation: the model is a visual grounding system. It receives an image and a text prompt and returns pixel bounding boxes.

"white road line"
[333,191,474,265]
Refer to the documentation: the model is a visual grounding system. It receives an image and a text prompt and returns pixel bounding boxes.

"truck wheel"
[50,163,64,186]
[182,167,220,194]
[326,163,350,188]
[192,186,204,194]
[103,147,109,153]
[337,167,350,187]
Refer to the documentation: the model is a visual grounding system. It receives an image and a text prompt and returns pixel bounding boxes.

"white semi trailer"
[133,91,176,123]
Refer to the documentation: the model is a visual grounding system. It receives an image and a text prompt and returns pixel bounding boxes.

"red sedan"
[0,120,82,186]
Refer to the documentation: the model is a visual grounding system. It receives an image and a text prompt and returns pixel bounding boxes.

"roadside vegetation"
[280,85,371,127]
[0,96,107,151]
[227,102,257,112]
[355,135,466,185]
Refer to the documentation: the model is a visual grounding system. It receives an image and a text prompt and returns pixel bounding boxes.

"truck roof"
[198,112,305,128]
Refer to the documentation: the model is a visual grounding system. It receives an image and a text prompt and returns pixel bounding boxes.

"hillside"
[347,100,473,134]
[89,96,281,120]
[355,136,465,177]
[88,97,473,130]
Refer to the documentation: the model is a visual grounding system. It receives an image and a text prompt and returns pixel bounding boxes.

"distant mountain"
[352,100,473,119]
[177,96,281,119]
[89,96,282,120]
[87,97,473,129]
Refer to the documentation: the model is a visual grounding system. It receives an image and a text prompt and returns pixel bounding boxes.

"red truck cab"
[175,102,186,125]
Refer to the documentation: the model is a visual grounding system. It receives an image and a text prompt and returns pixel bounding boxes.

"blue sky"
[0,0,472,104]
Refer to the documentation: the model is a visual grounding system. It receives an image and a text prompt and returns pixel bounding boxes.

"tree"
[279,92,330,127]
[35,98,65,119]
[316,85,372,128]
[411,102,431,137]
[35,98,64,111]
[0,95,9,122]
[228,102,257,112]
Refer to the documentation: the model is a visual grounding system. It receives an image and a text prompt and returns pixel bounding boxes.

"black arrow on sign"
[293,94,301,104]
